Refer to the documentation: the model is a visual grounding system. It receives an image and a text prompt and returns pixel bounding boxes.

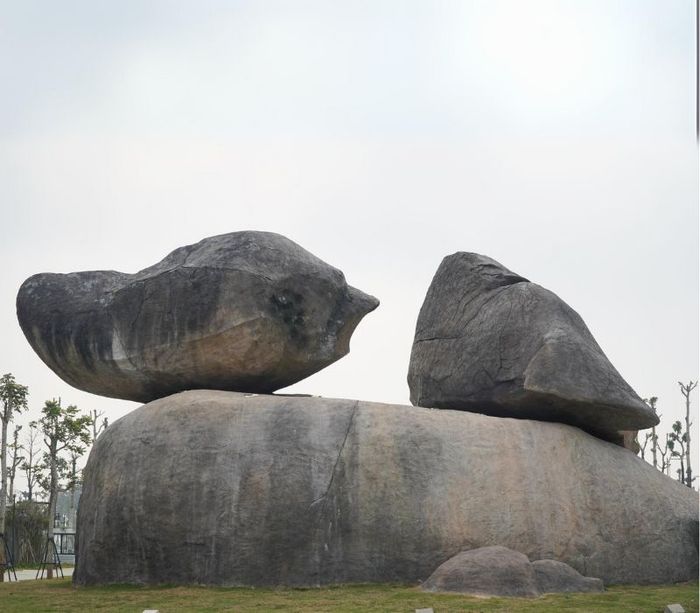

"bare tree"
[7,425,23,504]
[678,380,697,488]
[643,397,659,468]
[657,432,673,476]
[91,409,108,441]
[21,424,41,502]
[669,420,688,485]
[639,430,653,462]
[0,374,29,582]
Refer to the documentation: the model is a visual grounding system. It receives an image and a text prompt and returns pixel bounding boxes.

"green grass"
[0,579,696,612]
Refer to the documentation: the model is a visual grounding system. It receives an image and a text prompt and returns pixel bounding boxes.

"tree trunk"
[685,392,693,488]
[26,455,33,502]
[24,429,35,503]
[0,410,8,583]
[46,446,58,579]
[651,425,658,468]
[8,428,18,505]
[70,456,77,529]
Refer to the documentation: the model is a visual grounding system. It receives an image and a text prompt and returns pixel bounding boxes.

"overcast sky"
[1,1,697,488]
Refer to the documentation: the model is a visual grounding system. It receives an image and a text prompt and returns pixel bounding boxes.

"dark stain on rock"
[270,289,307,345]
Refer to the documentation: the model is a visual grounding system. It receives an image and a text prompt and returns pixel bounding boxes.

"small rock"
[421,546,540,597]
[532,559,604,593]
[408,252,658,440]
[17,231,378,402]
[664,605,685,613]
[415,609,434,613]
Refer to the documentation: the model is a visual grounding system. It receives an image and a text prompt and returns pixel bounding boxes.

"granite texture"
[17,232,378,402]
[408,252,658,441]
[74,391,697,587]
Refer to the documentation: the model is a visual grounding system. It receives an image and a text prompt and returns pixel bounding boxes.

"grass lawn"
[0,579,696,612]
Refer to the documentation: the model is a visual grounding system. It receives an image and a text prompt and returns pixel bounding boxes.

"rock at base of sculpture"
[531,559,604,594]
[421,546,540,597]
[407,252,658,441]
[16,231,378,403]
[421,546,603,597]
[74,391,698,587]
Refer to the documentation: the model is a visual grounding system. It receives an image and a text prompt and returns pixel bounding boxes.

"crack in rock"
[308,401,358,511]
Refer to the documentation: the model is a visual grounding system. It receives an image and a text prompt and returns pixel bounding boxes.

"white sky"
[1,0,697,490]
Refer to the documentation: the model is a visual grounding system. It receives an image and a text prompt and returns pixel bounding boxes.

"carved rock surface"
[16,231,378,402]
[74,391,697,587]
[408,253,658,440]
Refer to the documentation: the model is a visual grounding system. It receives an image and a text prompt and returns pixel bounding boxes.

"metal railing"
[54,533,75,555]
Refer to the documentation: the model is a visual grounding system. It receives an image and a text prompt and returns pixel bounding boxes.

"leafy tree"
[5,500,48,565]
[0,374,29,581]
[678,381,697,488]
[34,398,91,577]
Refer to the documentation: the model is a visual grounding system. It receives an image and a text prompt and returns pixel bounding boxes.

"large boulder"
[407,253,658,440]
[74,391,697,587]
[421,546,540,597]
[16,232,378,402]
